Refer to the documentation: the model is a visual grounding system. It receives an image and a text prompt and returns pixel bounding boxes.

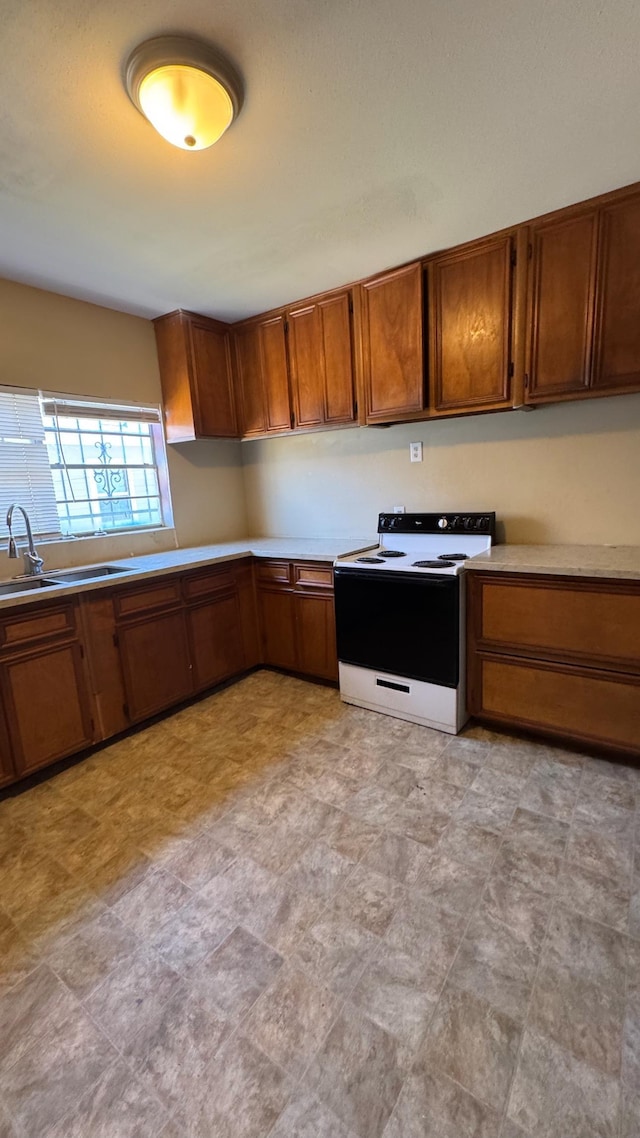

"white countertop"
[467,544,640,581]
[0,537,374,611]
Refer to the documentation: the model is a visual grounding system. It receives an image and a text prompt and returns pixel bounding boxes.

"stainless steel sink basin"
[45,565,128,584]
[0,578,58,596]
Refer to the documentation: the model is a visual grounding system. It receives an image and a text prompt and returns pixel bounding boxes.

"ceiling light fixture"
[124,35,243,151]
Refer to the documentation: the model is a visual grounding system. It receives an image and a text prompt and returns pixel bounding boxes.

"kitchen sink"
[0,578,59,596]
[45,565,128,584]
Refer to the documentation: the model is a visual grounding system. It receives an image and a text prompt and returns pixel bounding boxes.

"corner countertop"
[0,537,374,611]
[466,544,640,581]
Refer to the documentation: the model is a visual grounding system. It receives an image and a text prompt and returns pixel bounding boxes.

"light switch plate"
[410,442,423,463]
[392,505,405,513]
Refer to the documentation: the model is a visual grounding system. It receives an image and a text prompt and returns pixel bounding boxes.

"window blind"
[0,387,62,538]
[40,395,162,423]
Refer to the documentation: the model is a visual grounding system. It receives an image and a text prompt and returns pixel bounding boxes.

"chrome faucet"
[6,504,45,576]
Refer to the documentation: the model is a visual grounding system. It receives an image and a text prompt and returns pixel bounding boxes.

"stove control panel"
[378,512,496,537]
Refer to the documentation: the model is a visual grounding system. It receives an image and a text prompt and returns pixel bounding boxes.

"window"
[0,388,172,539]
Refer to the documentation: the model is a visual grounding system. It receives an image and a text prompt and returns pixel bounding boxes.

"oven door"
[334,567,460,687]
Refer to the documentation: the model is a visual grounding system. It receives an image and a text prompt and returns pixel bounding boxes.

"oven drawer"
[334,567,460,688]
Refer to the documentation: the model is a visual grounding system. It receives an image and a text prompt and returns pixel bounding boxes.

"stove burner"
[438,553,468,561]
[413,560,456,568]
[356,556,385,563]
[378,550,406,558]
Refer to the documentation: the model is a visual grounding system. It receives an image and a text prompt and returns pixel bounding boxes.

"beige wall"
[0,278,247,569]
[242,393,640,546]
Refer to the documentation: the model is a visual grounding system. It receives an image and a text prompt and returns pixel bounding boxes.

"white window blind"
[0,387,62,538]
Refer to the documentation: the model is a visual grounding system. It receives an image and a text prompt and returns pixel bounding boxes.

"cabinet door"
[428,235,515,414]
[154,310,237,441]
[189,318,238,437]
[0,699,16,787]
[294,593,338,681]
[1,642,94,777]
[118,611,193,722]
[289,292,356,429]
[233,315,291,437]
[258,589,297,671]
[525,211,598,402]
[592,191,640,393]
[186,591,245,691]
[359,262,425,422]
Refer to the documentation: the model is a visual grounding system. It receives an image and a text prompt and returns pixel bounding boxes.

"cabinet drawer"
[293,563,333,590]
[479,578,640,671]
[114,579,182,619]
[478,655,640,754]
[0,602,77,651]
[182,566,236,602]
[255,560,291,586]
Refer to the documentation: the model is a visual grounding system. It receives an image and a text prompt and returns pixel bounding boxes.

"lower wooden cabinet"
[257,560,338,681]
[294,592,337,681]
[117,608,193,723]
[0,699,16,787]
[0,600,95,777]
[186,590,245,691]
[467,571,640,757]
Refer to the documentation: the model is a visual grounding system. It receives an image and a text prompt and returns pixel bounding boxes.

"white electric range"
[333,512,496,733]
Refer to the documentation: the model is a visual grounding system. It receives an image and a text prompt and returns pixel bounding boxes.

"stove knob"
[438,517,448,529]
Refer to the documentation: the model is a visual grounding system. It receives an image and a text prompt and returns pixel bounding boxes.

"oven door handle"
[334,568,456,586]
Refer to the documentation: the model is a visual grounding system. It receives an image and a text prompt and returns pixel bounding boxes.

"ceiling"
[1,0,639,322]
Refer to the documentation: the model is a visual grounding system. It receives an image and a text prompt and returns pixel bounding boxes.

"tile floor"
[0,669,639,1137]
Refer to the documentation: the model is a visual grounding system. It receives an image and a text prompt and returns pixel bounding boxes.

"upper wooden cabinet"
[592,191,640,393]
[525,210,598,401]
[287,290,356,429]
[153,310,237,441]
[427,234,520,415]
[525,185,640,404]
[358,262,425,423]
[232,313,291,437]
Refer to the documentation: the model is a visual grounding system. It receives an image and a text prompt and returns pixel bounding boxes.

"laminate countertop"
[466,544,640,581]
[0,537,374,611]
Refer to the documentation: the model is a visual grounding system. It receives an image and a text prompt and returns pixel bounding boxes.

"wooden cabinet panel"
[293,564,334,590]
[289,292,356,429]
[525,211,597,401]
[255,560,291,585]
[479,656,640,754]
[154,310,237,441]
[235,560,262,670]
[79,594,128,740]
[259,589,298,671]
[114,580,182,618]
[479,578,640,671]
[186,592,245,692]
[188,318,237,437]
[182,566,235,602]
[233,315,291,437]
[294,593,338,681]
[593,192,640,392]
[0,701,15,787]
[2,642,94,776]
[359,262,424,422]
[118,611,193,722]
[0,604,76,650]
[428,235,515,413]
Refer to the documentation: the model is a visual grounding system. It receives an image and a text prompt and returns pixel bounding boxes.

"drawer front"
[255,560,291,586]
[479,655,640,753]
[293,563,334,590]
[182,567,236,602]
[114,579,182,619]
[480,578,640,671]
[0,602,77,651]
